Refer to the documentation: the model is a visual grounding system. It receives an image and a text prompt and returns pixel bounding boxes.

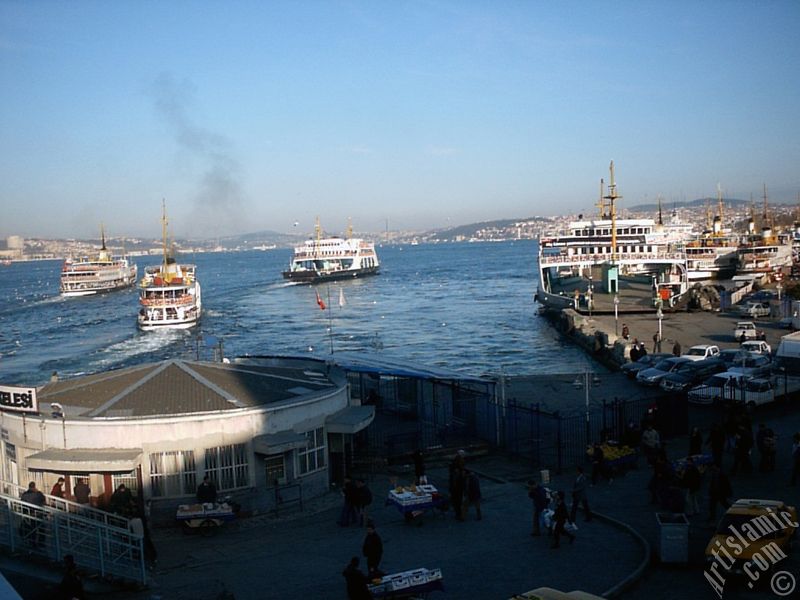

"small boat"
[282,218,380,283]
[137,202,201,330]
[60,226,138,296]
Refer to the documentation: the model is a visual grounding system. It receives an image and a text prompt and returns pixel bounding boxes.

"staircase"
[0,481,146,587]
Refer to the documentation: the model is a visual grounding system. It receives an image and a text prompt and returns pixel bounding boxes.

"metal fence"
[0,488,145,586]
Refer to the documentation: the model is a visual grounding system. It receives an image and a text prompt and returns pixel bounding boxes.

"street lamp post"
[614,295,620,336]
[657,306,663,342]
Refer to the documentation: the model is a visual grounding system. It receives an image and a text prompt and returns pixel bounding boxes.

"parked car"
[660,358,727,393]
[683,344,721,361]
[738,301,771,318]
[688,372,745,405]
[636,356,691,386]
[740,340,771,355]
[620,353,672,379]
[734,321,766,341]
[718,348,748,367]
[705,499,797,576]
[728,353,773,378]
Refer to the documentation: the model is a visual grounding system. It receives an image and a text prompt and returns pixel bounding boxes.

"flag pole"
[327,284,334,354]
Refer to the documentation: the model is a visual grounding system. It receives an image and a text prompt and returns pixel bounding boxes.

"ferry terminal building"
[0,356,374,521]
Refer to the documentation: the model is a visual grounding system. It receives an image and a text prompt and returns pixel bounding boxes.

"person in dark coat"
[464,469,482,520]
[196,475,217,504]
[730,425,753,475]
[528,479,548,536]
[551,491,575,549]
[73,479,91,506]
[343,556,372,600]
[707,423,725,468]
[109,484,135,517]
[57,554,85,600]
[448,452,466,522]
[683,457,702,516]
[590,443,605,485]
[707,464,732,522]
[354,479,373,527]
[689,427,703,456]
[362,522,383,578]
[629,341,641,363]
[338,476,358,527]
[412,449,425,484]
[20,482,46,548]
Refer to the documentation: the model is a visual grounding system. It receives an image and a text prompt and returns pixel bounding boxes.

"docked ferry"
[736,188,792,277]
[282,219,380,283]
[536,162,688,311]
[683,191,738,281]
[137,204,201,330]
[60,228,138,296]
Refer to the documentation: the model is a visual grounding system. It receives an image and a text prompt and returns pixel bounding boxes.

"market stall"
[176,502,237,535]
[368,567,444,599]
[386,483,448,522]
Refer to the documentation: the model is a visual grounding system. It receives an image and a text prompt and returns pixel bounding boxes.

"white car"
[739,302,771,318]
[740,340,771,355]
[683,344,720,361]
[734,321,766,341]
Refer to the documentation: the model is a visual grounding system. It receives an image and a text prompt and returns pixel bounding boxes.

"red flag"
[315,290,326,310]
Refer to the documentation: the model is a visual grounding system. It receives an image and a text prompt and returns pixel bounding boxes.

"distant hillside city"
[1,197,799,261]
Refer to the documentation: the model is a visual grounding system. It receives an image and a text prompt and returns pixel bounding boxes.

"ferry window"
[297,427,326,475]
[205,443,249,491]
[149,450,196,497]
[265,455,285,487]
[575,231,581,236]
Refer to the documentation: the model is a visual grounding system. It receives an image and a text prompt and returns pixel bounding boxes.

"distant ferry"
[137,203,201,330]
[282,219,380,283]
[59,227,138,296]
[536,162,688,311]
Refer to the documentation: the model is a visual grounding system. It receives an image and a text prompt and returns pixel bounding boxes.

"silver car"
[636,356,691,386]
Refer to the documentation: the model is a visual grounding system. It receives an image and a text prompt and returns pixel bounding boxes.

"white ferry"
[282,219,380,283]
[683,190,738,281]
[736,188,792,277]
[536,162,688,311]
[60,228,138,296]
[137,203,201,330]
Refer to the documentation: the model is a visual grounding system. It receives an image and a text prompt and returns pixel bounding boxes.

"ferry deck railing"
[0,481,145,586]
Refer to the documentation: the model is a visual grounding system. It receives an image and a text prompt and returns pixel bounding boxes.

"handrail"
[0,478,131,532]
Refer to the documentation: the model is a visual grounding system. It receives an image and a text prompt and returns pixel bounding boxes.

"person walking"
[707,423,725,468]
[362,522,383,578]
[528,479,548,536]
[683,457,701,516]
[57,555,85,600]
[707,464,732,522]
[342,556,371,600]
[551,492,575,549]
[448,451,466,522]
[73,479,91,506]
[109,483,135,517]
[653,332,662,353]
[50,477,66,499]
[590,443,605,486]
[641,423,661,466]
[412,449,426,484]
[354,479,373,527]
[464,469,482,520]
[337,476,358,527]
[570,466,592,522]
[20,482,46,549]
[762,427,777,473]
[730,426,753,475]
[672,340,682,356]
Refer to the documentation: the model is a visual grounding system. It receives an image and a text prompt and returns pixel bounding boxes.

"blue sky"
[1,1,799,239]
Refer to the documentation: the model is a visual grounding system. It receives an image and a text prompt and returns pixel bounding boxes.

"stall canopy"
[26,448,143,473]
[325,405,375,435]
[252,431,308,455]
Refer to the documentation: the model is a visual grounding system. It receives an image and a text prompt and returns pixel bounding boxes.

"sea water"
[0,241,593,386]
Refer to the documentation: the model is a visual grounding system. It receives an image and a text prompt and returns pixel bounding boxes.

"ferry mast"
[604,161,621,263]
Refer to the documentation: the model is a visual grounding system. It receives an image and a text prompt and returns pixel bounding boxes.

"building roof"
[37,359,335,419]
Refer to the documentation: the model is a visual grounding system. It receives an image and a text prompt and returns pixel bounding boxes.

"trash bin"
[656,512,689,563]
